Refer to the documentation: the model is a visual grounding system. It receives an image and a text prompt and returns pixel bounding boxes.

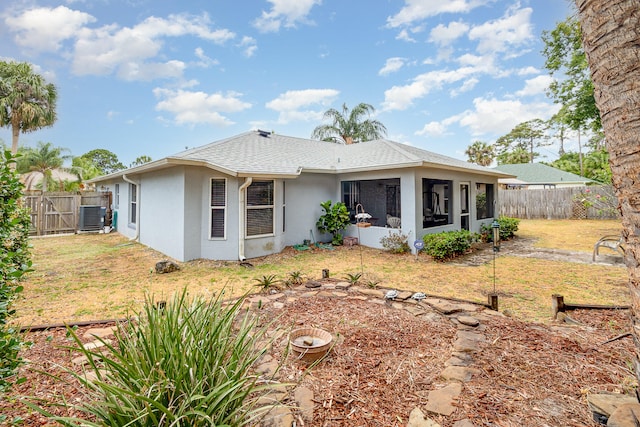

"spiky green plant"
[253,274,281,292]
[29,289,285,426]
[285,271,305,287]
[343,272,362,286]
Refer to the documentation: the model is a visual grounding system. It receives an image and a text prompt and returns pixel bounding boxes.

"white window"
[246,180,274,237]
[129,183,137,224]
[114,183,120,209]
[210,178,226,239]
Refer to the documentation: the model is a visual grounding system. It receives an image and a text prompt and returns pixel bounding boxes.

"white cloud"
[5,5,95,52]
[416,121,447,137]
[517,66,540,76]
[515,75,554,97]
[253,0,321,33]
[266,89,339,124]
[71,13,235,80]
[5,7,239,81]
[454,96,558,136]
[396,29,416,43]
[379,57,406,76]
[450,77,478,96]
[387,0,490,28]
[238,36,258,58]
[193,47,219,68]
[382,67,476,111]
[468,6,533,55]
[429,21,469,46]
[153,87,251,126]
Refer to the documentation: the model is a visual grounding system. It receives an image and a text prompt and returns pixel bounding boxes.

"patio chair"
[386,215,401,228]
[592,234,625,262]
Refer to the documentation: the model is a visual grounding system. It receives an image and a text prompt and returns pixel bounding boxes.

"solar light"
[492,219,500,252]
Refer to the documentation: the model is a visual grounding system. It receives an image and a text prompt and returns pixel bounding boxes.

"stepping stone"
[445,352,474,367]
[587,393,639,418]
[299,291,318,298]
[83,339,112,351]
[425,382,462,416]
[456,315,480,327]
[348,296,369,301]
[425,299,479,314]
[331,291,348,297]
[453,335,483,353]
[407,407,441,427]
[453,420,475,427]
[358,288,385,298]
[335,281,351,290]
[305,281,322,288]
[440,366,480,382]
[397,290,414,300]
[83,326,117,340]
[607,402,640,427]
[273,302,285,309]
[294,386,314,421]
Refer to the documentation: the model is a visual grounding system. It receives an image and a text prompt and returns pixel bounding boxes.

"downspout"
[238,177,253,261]
[122,174,140,241]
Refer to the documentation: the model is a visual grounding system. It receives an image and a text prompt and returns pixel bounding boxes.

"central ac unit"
[78,205,105,231]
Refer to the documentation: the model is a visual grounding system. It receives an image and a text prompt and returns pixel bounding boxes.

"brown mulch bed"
[0,297,635,426]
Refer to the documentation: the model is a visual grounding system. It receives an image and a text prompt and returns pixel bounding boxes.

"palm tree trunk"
[575,0,640,384]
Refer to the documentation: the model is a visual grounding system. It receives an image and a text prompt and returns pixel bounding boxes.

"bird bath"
[289,327,333,363]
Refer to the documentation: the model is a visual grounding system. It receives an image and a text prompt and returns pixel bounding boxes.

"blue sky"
[1,0,574,167]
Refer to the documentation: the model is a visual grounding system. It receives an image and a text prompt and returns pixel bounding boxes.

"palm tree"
[0,61,57,155]
[21,142,70,192]
[575,0,640,386]
[311,103,387,144]
[464,141,494,166]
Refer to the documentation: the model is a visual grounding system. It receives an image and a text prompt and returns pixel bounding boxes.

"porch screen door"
[460,183,470,230]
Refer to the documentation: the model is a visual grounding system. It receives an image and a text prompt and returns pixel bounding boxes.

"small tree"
[316,200,350,245]
[0,150,31,396]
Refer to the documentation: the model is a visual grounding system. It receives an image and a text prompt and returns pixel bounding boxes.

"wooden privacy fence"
[23,191,112,236]
[498,185,619,220]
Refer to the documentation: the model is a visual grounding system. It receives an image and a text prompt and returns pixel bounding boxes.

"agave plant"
[343,272,362,286]
[30,289,285,426]
[253,274,281,292]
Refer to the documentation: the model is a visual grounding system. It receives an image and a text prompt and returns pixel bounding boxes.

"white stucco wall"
[96,163,500,261]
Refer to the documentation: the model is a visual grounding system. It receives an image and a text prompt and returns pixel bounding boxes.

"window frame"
[129,183,137,225]
[209,178,227,240]
[245,180,275,238]
[475,183,495,220]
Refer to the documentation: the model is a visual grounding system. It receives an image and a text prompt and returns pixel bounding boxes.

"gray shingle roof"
[492,163,594,184]
[91,130,511,182]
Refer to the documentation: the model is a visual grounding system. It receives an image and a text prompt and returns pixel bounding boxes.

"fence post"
[488,293,499,311]
[552,294,565,319]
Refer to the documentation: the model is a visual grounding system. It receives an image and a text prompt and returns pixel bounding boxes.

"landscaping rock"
[425,382,462,416]
[305,280,322,288]
[294,386,314,421]
[440,365,480,382]
[453,420,475,427]
[155,260,180,274]
[83,326,117,339]
[588,393,639,419]
[607,402,640,427]
[457,315,480,327]
[407,406,441,427]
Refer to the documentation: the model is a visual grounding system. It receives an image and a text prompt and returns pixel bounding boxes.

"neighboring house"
[493,163,595,189]
[21,169,80,191]
[90,130,512,262]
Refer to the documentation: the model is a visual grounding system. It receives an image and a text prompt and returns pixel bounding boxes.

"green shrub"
[379,231,410,254]
[34,289,285,426]
[0,151,32,398]
[480,216,520,242]
[422,230,477,261]
[316,200,350,245]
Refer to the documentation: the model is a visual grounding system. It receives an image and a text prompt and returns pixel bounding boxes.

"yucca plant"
[253,274,281,292]
[30,289,285,426]
[343,272,362,286]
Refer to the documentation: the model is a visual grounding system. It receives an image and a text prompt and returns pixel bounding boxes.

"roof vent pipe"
[238,177,253,261]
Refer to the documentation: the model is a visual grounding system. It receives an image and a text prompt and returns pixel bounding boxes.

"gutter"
[122,174,140,241]
[238,177,253,261]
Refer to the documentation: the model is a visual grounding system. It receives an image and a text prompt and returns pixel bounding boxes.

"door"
[460,183,470,231]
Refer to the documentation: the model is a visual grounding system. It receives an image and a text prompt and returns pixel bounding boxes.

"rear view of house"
[91,130,511,261]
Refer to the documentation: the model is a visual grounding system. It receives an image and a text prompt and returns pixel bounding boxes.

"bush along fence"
[498,185,619,220]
